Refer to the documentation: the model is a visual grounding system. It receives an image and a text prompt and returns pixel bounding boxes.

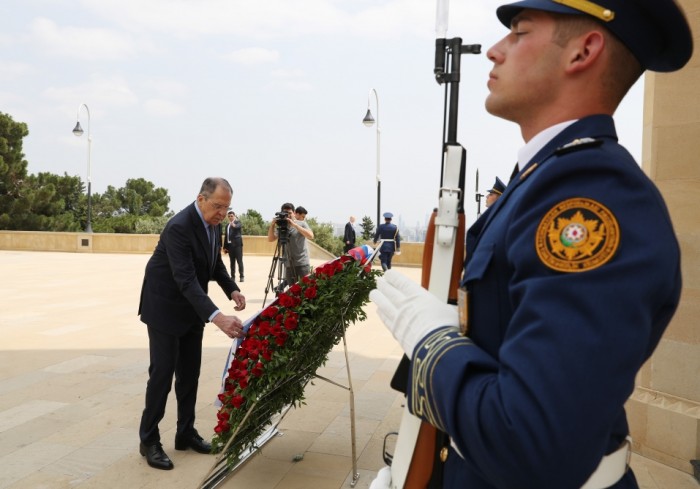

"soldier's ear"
[565,30,605,75]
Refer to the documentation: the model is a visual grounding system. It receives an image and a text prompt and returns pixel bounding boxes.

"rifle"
[475,169,484,218]
[387,2,480,487]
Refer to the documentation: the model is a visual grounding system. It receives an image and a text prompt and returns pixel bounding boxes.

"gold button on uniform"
[440,447,449,462]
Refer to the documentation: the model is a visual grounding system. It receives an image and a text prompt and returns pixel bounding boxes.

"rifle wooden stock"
[405,421,438,488]
[421,211,465,303]
[403,210,465,488]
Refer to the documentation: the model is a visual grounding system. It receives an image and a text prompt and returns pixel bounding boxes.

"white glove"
[370,269,459,356]
[369,466,392,489]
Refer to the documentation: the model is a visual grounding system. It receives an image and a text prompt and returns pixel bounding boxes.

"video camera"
[275,211,290,244]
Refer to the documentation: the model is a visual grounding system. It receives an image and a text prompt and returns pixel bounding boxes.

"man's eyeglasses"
[207,200,230,212]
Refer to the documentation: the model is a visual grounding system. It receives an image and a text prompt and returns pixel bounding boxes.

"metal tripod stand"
[262,233,297,308]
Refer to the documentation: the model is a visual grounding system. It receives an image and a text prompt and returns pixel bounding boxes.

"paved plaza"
[0,250,697,488]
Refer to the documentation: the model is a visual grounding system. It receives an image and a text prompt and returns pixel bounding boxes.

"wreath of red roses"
[211,252,379,464]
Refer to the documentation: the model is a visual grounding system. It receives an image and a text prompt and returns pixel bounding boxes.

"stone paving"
[0,250,697,489]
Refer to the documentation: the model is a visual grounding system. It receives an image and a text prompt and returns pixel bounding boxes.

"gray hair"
[199,177,233,198]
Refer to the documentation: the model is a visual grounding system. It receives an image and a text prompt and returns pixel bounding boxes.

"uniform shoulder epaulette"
[554,137,604,156]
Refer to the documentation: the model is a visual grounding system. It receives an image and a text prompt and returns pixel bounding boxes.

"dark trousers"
[344,243,355,253]
[139,324,204,444]
[228,245,244,279]
[284,263,310,287]
[379,251,394,271]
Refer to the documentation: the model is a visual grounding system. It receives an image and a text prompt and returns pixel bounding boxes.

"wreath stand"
[199,326,360,489]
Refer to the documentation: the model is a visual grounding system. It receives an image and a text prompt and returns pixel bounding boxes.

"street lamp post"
[362,88,381,228]
[72,103,92,233]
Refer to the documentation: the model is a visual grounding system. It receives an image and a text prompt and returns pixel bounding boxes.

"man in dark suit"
[343,215,356,253]
[138,177,246,470]
[223,210,244,282]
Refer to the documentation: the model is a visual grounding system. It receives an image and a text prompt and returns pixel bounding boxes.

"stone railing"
[0,231,424,267]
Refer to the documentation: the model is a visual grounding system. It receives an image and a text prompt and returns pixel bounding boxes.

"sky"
[0,0,644,233]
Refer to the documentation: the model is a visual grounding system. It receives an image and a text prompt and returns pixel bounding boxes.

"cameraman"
[267,203,314,289]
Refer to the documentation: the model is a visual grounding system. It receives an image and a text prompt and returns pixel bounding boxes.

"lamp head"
[362,109,375,127]
[72,122,84,137]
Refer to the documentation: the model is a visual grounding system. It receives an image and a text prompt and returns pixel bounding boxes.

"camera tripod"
[263,238,298,308]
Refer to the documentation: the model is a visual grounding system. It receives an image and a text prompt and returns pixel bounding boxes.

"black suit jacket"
[138,202,239,336]
[343,221,356,246]
[224,220,243,252]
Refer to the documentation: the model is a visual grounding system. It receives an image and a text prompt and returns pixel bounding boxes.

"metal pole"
[73,103,92,233]
[373,89,381,228]
[363,89,381,228]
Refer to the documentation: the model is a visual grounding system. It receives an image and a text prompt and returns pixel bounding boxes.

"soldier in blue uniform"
[484,176,505,209]
[373,212,401,271]
[370,1,692,488]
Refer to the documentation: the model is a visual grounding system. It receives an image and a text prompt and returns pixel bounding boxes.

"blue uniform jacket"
[374,222,401,253]
[407,115,681,488]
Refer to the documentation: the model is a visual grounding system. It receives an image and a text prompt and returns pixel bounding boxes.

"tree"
[306,217,343,256]
[360,215,375,241]
[17,172,85,231]
[0,112,30,229]
[240,209,267,236]
[0,111,172,233]
[120,178,170,217]
[89,179,172,233]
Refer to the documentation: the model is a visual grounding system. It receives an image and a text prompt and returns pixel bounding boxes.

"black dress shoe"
[239,277,244,282]
[140,442,174,470]
[174,431,212,454]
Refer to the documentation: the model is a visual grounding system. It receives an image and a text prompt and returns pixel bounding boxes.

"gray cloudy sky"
[0,0,643,231]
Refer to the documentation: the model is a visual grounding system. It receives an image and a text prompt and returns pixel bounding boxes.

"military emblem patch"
[535,198,619,272]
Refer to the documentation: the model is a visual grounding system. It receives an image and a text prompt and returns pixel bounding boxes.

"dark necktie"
[210,225,216,263]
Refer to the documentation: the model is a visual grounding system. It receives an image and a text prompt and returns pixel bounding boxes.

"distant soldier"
[373,212,401,271]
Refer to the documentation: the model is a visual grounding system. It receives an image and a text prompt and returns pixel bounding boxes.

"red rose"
[289,283,302,296]
[279,293,295,308]
[214,422,230,434]
[304,286,317,299]
[251,362,264,377]
[261,306,279,318]
[284,316,298,331]
[257,321,271,336]
[302,276,316,285]
[232,394,245,408]
[274,330,288,346]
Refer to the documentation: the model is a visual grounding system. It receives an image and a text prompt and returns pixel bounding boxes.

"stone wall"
[625,0,700,474]
[0,230,424,266]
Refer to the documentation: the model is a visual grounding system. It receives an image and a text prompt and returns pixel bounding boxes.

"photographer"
[267,203,314,290]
